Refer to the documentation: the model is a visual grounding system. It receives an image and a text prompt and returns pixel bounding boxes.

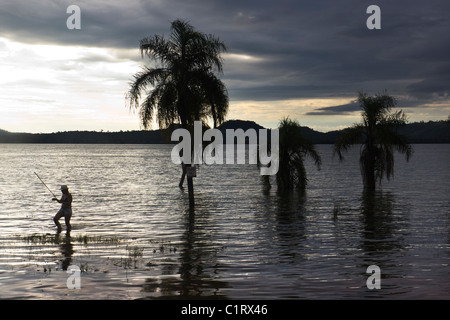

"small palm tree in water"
[126,19,228,207]
[264,117,321,190]
[334,92,413,190]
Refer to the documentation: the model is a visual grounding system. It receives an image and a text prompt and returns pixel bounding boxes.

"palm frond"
[139,93,155,130]
[140,34,176,65]
[376,110,413,161]
[333,125,364,160]
[127,67,168,110]
[192,70,229,127]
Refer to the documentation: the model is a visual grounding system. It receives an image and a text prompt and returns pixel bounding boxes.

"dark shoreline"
[1,119,449,144]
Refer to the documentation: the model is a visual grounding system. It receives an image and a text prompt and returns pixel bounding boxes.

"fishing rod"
[34,172,57,198]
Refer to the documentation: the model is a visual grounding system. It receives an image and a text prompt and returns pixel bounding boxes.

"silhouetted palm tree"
[127,19,228,207]
[265,118,321,190]
[334,92,413,190]
[127,19,228,129]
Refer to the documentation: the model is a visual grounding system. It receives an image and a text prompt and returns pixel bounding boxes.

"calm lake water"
[0,143,448,299]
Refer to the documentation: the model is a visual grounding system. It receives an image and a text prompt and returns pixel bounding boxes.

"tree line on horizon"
[1,118,448,143]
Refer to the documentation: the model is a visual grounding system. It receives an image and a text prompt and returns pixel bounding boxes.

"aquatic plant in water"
[18,233,121,245]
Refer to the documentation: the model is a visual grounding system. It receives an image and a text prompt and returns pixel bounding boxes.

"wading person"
[52,185,72,232]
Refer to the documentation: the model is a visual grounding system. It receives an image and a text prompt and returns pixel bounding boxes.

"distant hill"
[217,119,266,144]
[398,120,450,143]
[309,120,449,144]
[0,119,448,144]
[217,119,265,131]
[0,129,163,144]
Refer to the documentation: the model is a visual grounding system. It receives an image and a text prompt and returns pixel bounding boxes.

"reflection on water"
[0,144,448,299]
[359,191,403,253]
[143,210,231,299]
[58,232,74,271]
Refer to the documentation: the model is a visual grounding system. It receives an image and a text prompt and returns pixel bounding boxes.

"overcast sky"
[0,0,449,133]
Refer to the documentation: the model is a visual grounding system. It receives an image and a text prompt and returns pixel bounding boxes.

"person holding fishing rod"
[52,185,72,232]
[34,172,73,232]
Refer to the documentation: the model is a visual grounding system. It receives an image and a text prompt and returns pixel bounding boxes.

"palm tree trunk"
[187,175,195,208]
[178,99,195,208]
[365,164,376,191]
[211,103,218,128]
[179,162,187,187]
[364,144,376,191]
[178,163,195,208]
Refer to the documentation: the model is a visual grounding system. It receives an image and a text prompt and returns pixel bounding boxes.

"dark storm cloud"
[1,0,449,108]
[305,101,360,116]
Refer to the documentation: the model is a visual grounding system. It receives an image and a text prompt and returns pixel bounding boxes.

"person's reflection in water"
[56,231,74,271]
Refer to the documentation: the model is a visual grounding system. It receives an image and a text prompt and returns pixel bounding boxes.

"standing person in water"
[52,185,72,232]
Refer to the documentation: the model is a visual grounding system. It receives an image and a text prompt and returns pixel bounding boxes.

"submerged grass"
[18,233,121,245]
[113,245,144,269]
[14,233,179,271]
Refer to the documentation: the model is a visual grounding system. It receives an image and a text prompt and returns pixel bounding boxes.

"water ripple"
[0,144,449,299]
